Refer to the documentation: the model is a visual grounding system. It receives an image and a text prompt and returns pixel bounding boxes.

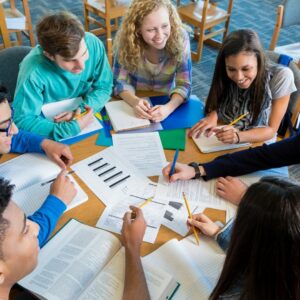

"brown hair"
[36,11,85,58]
[205,29,267,124]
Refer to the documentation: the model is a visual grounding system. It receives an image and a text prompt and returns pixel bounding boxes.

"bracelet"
[188,162,201,179]
[235,132,240,144]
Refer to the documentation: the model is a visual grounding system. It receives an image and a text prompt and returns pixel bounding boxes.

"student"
[113,0,192,122]
[189,29,296,144]
[13,12,113,141]
[0,85,77,247]
[163,133,300,204]
[0,183,146,300]
[187,177,300,299]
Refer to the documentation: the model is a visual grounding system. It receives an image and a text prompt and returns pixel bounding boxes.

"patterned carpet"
[3,0,300,181]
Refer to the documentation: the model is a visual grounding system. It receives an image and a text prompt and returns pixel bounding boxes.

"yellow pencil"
[73,111,88,120]
[138,197,153,209]
[228,112,249,127]
[183,192,199,245]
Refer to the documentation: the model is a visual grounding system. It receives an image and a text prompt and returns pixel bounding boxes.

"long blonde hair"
[113,0,186,73]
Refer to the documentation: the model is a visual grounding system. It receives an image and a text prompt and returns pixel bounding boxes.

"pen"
[73,111,88,120]
[182,192,199,245]
[41,170,75,186]
[169,148,179,177]
[228,112,249,127]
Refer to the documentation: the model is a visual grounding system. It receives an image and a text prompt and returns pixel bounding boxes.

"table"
[50,132,245,256]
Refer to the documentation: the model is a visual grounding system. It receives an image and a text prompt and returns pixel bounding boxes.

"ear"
[0,261,6,285]
[43,51,55,61]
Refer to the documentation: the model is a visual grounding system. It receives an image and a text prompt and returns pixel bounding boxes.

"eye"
[162,24,169,29]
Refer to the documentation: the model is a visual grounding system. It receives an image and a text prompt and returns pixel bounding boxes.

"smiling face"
[45,38,89,74]
[0,100,18,154]
[225,51,258,89]
[139,6,171,51]
[0,202,40,286]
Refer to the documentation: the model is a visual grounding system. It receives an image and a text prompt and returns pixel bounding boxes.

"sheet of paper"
[42,97,102,141]
[160,196,206,236]
[13,175,88,215]
[96,193,166,243]
[112,132,167,176]
[71,147,152,206]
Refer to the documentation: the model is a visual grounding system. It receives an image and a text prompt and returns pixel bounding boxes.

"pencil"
[41,170,75,186]
[182,192,199,245]
[138,197,153,208]
[169,148,179,177]
[228,112,249,127]
[73,111,88,120]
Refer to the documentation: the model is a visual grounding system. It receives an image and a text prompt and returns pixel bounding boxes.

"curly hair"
[113,0,186,73]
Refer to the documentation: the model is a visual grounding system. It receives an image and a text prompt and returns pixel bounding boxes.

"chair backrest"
[0,46,31,96]
[282,0,300,27]
[265,50,300,136]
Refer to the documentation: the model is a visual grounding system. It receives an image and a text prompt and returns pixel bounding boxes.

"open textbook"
[143,235,225,300]
[192,133,250,153]
[42,97,102,142]
[105,100,151,132]
[19,219,179,300]
[0,153,88,214]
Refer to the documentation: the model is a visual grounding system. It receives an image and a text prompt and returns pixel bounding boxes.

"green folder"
[159,129,186,150]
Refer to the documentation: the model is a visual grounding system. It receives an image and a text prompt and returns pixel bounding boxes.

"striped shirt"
[113,30,192,100]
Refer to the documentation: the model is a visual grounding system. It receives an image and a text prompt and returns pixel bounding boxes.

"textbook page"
[13,175,88,215]
[19,220,122,300]
[79,248,178,300]
[105,100,150,132]
[0,153,61,191]
[42,97,102,141]
[192,134,250,153]
[71,147,152,206]
[97,193,166,243]
[143,238,224,299]
[112,132,167,176]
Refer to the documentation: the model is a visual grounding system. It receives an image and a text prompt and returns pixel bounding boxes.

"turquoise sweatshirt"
[13,32,113,141]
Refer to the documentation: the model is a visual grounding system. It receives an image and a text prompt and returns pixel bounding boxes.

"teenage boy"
[0,182,147,300]
[13,11,113,141]
[0,85,77,247]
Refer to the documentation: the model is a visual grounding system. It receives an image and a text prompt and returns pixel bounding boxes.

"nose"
[155,28,163,39]
[8,122,18,136]
[236,70,244,81]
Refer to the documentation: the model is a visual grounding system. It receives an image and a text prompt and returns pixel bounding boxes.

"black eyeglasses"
[0,107,14,137]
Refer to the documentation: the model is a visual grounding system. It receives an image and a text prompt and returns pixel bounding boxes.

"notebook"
[105,100,151,132]
[192,134,251,153]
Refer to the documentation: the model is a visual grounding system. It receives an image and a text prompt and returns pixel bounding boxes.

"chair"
[0,0,35,49]
[176,0,234,62]
[269,0,300,68]
[265,51,300,137]
[0,46,31,97]
[83,0,129,66]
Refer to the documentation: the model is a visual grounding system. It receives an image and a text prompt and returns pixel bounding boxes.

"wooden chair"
[83,0,129,66]
[0,0,34,49]
[176,0,234,62]
[269,0,300,68]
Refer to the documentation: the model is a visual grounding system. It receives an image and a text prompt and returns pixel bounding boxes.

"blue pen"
[169,148,179,177]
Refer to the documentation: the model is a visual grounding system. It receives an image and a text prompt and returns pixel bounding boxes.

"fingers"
[162,163,172,177]
[54,111,73,122]
[53,154,66,169]
[215,127,236,144]
[135,105,152,119]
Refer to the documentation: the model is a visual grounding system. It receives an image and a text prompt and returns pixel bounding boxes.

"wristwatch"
[188,162,201,179]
